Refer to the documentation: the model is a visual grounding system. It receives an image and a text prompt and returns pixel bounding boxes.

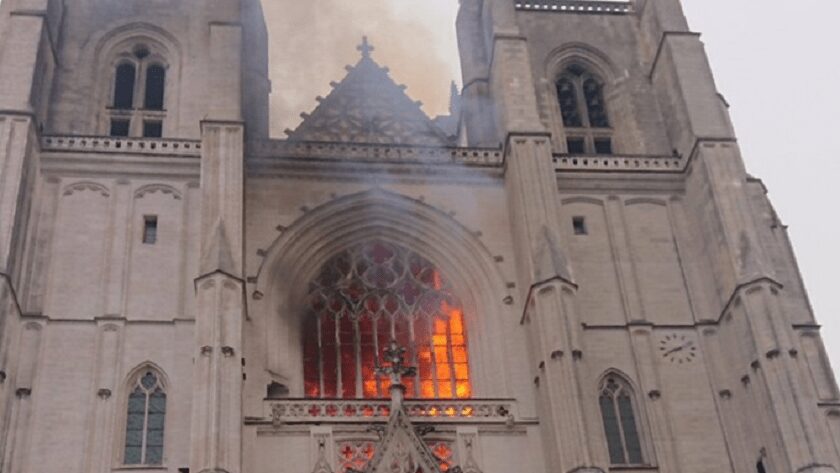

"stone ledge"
[514,1,633,15]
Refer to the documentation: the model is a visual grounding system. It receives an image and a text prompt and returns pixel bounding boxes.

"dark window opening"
[567,138,586,154]
[584,78,610,128]
[143,216,158,245]
[557,77,582,127]
[123,370,166,465]
[144,65,166,110]
[600,376,643,466]
[757,460,767,473]
[267,382,290,399]
[178,469,190,473]
[143,120,163,138]
[594,138,613,155]
[113,63,136,109]
[573,217,587,235]
[110,119,130,137]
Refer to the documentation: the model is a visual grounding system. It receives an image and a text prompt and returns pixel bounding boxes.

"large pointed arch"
[252,188,513,398]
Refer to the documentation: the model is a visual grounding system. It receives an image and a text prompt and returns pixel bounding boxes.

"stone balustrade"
[41,135,202,158]
[248,139,505,168]
[265,398,518,425]
[554,153,685,173]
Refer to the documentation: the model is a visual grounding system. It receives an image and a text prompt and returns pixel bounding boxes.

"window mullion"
[615,395,630,464]
[409,317,419,398]
[373,316,382,397]
[335,315,342,399]
[316,316,324,398]
[575,77,595,152]
[446,319,456,398]
[141,390,150,464]
[354,319,363,399]
[428,315,439,398]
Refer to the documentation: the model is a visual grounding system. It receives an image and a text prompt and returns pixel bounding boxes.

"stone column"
[188,19,246,473]
[0,2,59,468]
[190,120,245,473]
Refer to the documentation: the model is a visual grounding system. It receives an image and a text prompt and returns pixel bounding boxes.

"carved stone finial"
[375,340,417,409]
[376,340,417,386]
[357,36,374,59]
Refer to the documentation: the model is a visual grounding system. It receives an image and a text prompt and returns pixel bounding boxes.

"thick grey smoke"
[260,0,462,137]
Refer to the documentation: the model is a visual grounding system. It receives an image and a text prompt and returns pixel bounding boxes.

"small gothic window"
[110,119,131,137]
[566,138,586,154]
[113,63,137,109]
[573,217,587,235]
[143,216,158,244]
[757,460,767,473]
[594,138,613,154]
[104,45,168,136]
[124,370,166,465]
[303,240,471,400]
[143,120,163,138]
[599,375,643,465]
[144,65,166,110]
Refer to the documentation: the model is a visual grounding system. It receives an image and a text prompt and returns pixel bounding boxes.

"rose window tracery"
[303,240,471,399]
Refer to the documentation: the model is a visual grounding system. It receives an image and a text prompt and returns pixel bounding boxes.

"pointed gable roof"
[286,37,453,147]
[364,409,442,473]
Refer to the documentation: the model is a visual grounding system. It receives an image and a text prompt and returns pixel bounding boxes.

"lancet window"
[556,64,613,154]
[107,44,167,138]
[599,374,643,465]
[303,240,471,400]
[123,369,166,465]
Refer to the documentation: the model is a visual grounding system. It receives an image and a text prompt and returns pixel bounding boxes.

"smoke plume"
[260,0,462,137]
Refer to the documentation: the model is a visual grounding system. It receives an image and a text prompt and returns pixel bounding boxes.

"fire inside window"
[303,240,471,400]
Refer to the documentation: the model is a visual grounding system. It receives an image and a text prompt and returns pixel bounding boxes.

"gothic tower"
[0,1,837,473]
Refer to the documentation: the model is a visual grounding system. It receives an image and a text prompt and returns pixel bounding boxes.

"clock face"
[659,334,697,364]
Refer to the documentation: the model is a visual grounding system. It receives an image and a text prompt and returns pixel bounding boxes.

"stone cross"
[357,36,375,59]
[376,340,416,409]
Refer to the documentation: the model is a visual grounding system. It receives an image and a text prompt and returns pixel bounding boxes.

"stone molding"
[41,135,201,158]
[265,399,518,426]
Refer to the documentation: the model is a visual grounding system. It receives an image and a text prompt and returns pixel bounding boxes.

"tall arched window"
[144,64,166,110]
[105,43,168,137]
[123,369,166,465]
[113,63,137,109]
[599,374,643,465]
[303,240,471,400]
[555,64,612,154]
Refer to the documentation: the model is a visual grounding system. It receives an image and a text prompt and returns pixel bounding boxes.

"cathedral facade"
[0,0,837,472]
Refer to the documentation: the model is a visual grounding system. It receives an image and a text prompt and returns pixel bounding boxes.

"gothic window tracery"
[555,64,613,154]
[123,369,166,466]
[106,44,168,137]
[303,240,471,400]
[599,375,643,466]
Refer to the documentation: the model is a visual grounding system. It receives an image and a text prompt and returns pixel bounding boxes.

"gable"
[285,38,453,147]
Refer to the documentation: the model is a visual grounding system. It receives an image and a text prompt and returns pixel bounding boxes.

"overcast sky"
[262,0,840,374]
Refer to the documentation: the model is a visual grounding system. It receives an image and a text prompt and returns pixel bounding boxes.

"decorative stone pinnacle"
[357,36,374,59]
[376,340,417,388]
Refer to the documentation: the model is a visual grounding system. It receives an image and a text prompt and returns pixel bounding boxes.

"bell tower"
[455,1,840,472]
[0,1,269,472]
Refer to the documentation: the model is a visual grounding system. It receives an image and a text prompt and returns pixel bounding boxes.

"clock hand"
[665,343,694,357]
